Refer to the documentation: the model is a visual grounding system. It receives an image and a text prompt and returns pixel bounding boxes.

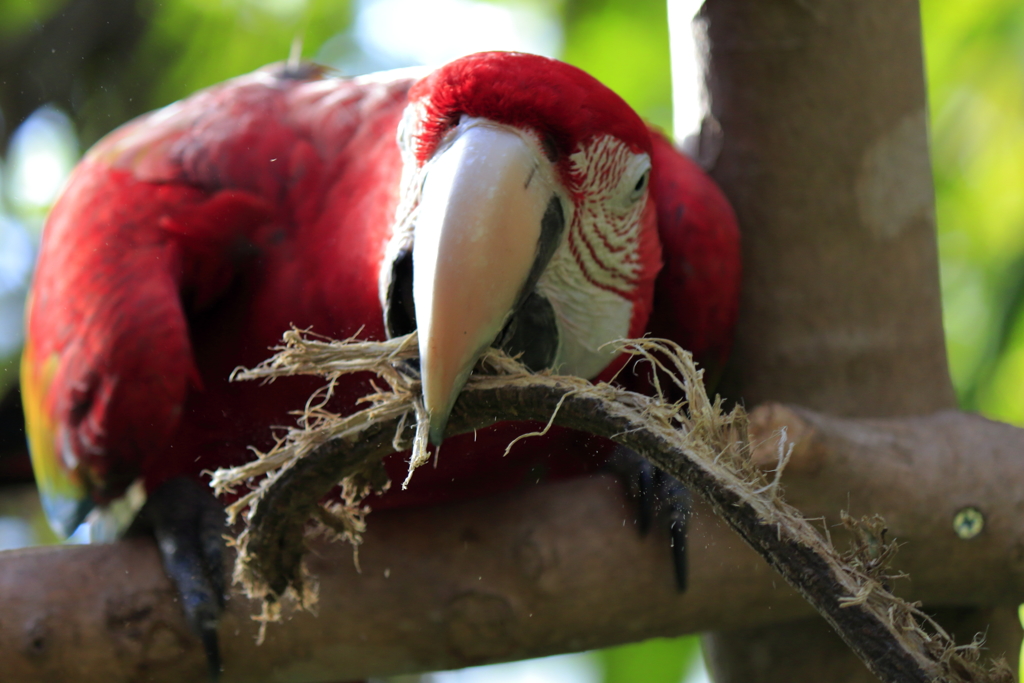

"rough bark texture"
[0,479,803,683]
[703,0,953,415]
[227,356,943,682]
[692,0,1019,679]
[750,406,1024,605]
[3,406,1024,681]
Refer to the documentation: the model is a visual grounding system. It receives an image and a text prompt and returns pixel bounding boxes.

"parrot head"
[380,52,664,443]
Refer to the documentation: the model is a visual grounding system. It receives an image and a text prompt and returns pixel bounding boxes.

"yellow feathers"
[21,340,91,538]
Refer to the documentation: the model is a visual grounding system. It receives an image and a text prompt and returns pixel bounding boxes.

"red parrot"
[21,52,740,675]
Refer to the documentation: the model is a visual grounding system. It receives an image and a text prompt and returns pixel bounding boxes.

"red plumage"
[23,52,740,532]
[647,130,741,381]
[410,52,651,164]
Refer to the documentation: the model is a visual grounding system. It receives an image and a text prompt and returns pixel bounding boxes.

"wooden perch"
[686,0,983,675]
[1,397,1022,682]
[0,1,1009,680]
[217,331,1019,683]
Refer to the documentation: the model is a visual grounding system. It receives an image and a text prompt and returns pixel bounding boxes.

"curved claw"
[613,450,657,536]
[609,446,691,592]
[133,477,226,680]
[658,470,692,592]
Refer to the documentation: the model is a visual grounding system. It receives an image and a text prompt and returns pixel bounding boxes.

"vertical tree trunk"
[700,0,953,415]
[678,0,1022,679]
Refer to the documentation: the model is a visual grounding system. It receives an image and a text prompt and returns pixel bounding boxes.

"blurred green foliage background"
[922,0,1024,424]
[0,0,1020,680]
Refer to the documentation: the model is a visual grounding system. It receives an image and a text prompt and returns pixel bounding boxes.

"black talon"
[131,477,227,680]
[608,446,691,592]
[659,471,692,592]
[610,446,657,535]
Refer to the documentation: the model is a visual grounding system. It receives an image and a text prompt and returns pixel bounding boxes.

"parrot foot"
[133,477,226,680]
[608,446,691,592]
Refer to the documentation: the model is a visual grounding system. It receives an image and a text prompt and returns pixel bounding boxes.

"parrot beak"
[413,119,559,444]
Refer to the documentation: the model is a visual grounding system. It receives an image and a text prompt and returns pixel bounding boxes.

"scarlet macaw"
[22,52,740,674]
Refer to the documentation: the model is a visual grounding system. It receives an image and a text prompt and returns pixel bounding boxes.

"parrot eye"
[629,168,650,203]
[634,170,649,194]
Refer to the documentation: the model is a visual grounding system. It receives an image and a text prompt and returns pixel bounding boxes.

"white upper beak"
[413,119,558,443]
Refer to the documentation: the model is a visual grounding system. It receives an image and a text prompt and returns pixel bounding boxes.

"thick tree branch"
[216,332,1016,683]
[2,401,1023,682]
[748,404,1024,606]
[0,478,789,683]
[684,0,987,677]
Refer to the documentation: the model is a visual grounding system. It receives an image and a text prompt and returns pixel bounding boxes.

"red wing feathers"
[24,164,275,509]
[24,67,414,534]
[646,130,741,381]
